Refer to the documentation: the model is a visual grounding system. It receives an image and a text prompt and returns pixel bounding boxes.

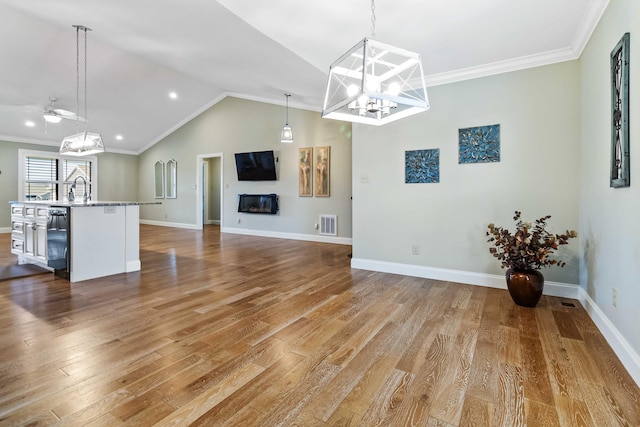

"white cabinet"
[35,222,48,263]
[10,203,48,264]
[10,204,25,256]
[10,218,25,256]
[23,220,35,257]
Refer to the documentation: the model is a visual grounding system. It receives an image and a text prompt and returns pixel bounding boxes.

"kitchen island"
[9,201,159,282]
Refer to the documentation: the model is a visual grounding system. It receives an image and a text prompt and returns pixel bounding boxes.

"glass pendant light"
[281,93,294,143]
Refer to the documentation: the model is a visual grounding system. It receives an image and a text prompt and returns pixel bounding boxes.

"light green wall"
[0,140,139,228]
[352,61,581,284]
[96,152,139,201]
[138,96,353,237]
[579,0,640,356]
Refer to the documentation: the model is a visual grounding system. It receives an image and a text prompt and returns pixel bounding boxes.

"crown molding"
[0,134,60,147]
[425,0,609,88]
[225,91,321,112]
[570,0,610,57]
[137,91,323,154]
[137,92,229,155]
[0,135,139,156]
[424,47,578,87]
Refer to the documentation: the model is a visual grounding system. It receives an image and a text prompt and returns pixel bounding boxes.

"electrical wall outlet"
[411,245,420,255]
[612,287,618,307]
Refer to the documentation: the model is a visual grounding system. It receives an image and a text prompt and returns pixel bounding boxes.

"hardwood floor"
[0,225,638,426]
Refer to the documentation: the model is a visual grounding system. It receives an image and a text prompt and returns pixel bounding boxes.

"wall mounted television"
[234,150,277,181]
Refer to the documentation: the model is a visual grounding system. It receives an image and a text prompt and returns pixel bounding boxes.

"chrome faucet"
[69,176,90,203]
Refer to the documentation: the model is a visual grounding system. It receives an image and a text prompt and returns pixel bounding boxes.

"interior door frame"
[195,152,223,230]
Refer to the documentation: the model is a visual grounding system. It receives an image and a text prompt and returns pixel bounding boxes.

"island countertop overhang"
[9,201,161,207]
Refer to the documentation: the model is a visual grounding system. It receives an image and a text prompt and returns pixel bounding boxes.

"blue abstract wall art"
[405,149,440,183]
[459,124,500,164]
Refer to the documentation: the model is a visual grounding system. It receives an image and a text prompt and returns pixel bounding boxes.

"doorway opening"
[196,153,223,230]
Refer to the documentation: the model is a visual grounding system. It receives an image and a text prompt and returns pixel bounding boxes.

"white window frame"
[18,149,99,202]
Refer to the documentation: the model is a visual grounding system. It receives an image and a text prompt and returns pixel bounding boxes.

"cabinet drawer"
[11,205,24,216]
[25,206,36,217]
[36,207,49,219]
[11,220,24,234]
[10,238,24,254]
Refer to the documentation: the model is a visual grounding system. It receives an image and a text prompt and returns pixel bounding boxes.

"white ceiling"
[0,0,609,154]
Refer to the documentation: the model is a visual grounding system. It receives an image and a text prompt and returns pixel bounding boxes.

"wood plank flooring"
[0,225,638,426]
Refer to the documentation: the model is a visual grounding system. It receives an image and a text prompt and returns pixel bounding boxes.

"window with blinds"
[20,150,98,202]
[24,156,58,201]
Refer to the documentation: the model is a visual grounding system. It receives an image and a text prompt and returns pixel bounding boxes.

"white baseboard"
[350,258,579,298]
[138,221,352,245]
[125,260,141,272]
[0,227,11,234]
[577,287,640,387]
[351,257,639,388]
[221,226,352,246]
[139,219,199,230]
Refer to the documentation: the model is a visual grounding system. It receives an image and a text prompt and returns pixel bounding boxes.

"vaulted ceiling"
[0,0,608,154]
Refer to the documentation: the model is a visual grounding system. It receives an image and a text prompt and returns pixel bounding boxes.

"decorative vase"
[505,268,544,307]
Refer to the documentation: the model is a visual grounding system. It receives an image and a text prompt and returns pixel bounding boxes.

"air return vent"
[319,214,337,236]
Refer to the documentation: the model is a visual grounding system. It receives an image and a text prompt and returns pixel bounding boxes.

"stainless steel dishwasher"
[47,207,70,278]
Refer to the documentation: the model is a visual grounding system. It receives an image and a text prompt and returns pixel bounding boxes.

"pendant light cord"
[72,25,91,133]
[73,25,91,133]
[371,0,376,39]
[83,27,88,131]
[75,26,80,133]
[285,93,290,125]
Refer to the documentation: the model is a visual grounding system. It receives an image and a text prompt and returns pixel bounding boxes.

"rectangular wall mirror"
[154,160,165,199]
[166,159,177,199]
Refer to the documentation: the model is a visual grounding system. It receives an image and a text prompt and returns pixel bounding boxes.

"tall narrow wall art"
[315,146,330,197]
[298,148,313,197]
[610,32,630,188]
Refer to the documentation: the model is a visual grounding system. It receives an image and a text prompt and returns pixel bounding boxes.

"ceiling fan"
[42,97,86,123]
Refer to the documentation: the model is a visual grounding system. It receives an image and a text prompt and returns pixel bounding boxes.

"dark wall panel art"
[459,124,500,164]
[405,149,440,183]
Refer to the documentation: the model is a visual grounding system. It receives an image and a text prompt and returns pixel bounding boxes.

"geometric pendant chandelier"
[60,130,104,156]
[60,25,104,156]
[321,1,429,126]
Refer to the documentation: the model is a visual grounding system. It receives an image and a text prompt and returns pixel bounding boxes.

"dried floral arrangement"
[487,211,577,270]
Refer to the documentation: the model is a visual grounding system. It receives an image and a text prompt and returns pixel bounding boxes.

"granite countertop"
[9,200,162,207]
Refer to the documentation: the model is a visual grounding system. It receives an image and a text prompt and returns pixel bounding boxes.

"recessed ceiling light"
[25,121,35,127]
[169,92,178,99]
[115,134,123,140]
